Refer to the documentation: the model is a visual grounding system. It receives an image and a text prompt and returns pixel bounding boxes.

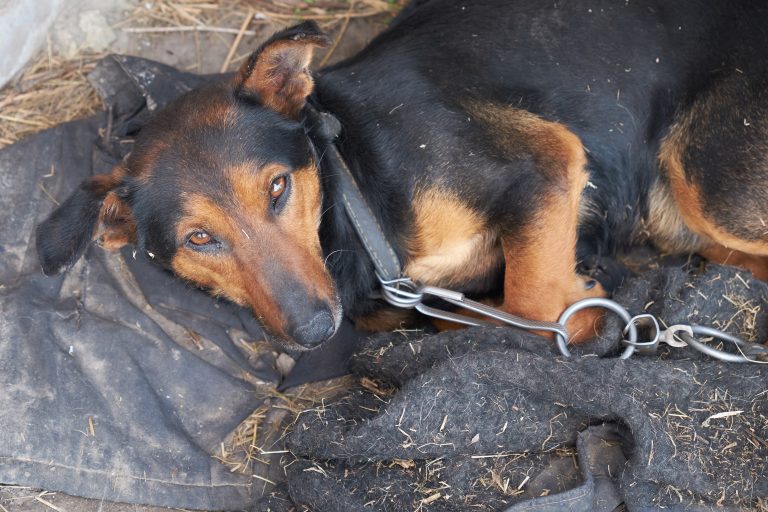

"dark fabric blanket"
[263,264,768,511]
[0,56,283,511]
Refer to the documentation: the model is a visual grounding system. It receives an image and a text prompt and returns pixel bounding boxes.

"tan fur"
[127,140,169,186]
[467,101,581,188]
[238,41,320,119]
[170,194,261,307]
[637,178,706,254]
[356,308,416,332]
[500,198,605,342]
[660,121,768,258]
[405,189,502,288]
[700,245,768,281]
[96,191,137,250]
[87,164,138,248]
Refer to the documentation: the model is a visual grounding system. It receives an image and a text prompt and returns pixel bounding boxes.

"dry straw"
[0,0,403,149]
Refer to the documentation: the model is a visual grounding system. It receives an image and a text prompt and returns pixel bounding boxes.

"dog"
[36,0,768,349]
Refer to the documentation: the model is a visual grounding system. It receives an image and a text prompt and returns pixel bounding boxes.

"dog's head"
[36,22,342,349]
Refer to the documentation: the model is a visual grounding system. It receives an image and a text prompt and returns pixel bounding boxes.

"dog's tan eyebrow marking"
[227,162,281,211]
[175,194,234,242]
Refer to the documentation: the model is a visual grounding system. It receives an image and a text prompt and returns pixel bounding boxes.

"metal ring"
[556,298,637,359]
[380,286,422,308]
[379,275,423,308]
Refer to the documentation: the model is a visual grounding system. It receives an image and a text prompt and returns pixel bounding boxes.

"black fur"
[308,0,768,316]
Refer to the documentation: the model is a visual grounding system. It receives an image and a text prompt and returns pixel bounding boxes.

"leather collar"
[304,104,402,284]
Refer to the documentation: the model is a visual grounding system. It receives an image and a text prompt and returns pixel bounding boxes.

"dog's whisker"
[316,146,329,164]
[323,249,351,268]
[320,202,337,221]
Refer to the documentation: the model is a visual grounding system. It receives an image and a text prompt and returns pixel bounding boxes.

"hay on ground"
[0,0,404,149]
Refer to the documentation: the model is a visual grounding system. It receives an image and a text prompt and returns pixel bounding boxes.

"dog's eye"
[269,175,290,213]
[185,230,223,253]
[188,231,213,246]
[270,176,286,198]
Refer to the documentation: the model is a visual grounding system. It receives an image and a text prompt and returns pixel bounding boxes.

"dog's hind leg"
[658,71,768,281]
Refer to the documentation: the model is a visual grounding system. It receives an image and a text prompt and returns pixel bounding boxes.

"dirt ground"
[0,1,400,510]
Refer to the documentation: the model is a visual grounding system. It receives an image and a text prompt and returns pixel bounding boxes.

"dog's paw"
[578,254,631,294]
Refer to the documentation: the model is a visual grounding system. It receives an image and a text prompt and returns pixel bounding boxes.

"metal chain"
[378,275,768,364]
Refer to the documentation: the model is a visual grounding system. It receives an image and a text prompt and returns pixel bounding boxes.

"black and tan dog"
[36,0,768,349]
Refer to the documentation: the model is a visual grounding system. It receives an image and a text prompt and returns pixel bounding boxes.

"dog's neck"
[303,99,400,320]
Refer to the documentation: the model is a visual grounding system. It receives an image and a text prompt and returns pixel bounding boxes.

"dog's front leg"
[492,117,605,343]
[500,192,605,344]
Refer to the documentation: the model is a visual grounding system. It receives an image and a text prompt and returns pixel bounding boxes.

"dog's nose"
[292,309,336,348]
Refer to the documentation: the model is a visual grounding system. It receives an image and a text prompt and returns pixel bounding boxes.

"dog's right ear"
[235,21,330,119]
[36,165,136,276]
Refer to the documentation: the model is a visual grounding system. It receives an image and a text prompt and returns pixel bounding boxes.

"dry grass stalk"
[0,52,103,148]
[216,375,356,475]
[220,8,256,72]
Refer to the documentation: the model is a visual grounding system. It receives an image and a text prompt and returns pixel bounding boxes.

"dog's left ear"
[235,21,330,119]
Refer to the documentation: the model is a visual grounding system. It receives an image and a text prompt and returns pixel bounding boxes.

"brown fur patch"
[405,188,502,288]
[171,191,290,334]
[500,197,605,343]
[657,73,768,282]
[87,164,125,194]
[228,163,328,291]
[466,101,582,188]
[189,97,232,128]
[126,139,170,185]
[87,164,137,250]
[95,191,137,250]
[171,194,248,294]
[701,245,768,281]
[637,178,707,254]
[126,99,233,186]
[237,41,319,119]
[356,308,416,332]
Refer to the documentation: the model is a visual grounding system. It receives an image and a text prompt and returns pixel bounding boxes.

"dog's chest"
[404,189,502,288]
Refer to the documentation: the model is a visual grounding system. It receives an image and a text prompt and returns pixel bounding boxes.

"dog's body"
[37,0,768,349]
